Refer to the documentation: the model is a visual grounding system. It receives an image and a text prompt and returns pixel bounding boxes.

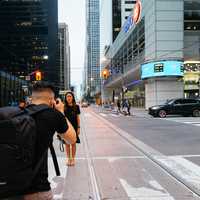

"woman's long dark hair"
[64,91,77,112]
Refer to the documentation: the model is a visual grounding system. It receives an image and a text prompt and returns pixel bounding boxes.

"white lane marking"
[120,179,175,200]
[164,117,200,127]
[84,113,92,117]
[48,157,67,199]
[74,155,200,160]
[174,154,200,158]
[184,121,200,123]
[110,113,119,117]
[81,115,101,200]
[157,156,200,189]
[99,113,107,117]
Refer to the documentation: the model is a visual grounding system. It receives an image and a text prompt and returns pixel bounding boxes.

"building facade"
[84,0,100,99]
[121,0,136,25]
[102,0,200,109]
[57,23,71,91]
[0,0,58,106]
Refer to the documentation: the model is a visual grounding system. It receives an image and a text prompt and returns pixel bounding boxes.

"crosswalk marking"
[156,156,200,191]
[120,178,175,200]
[99,112,131,118]
[163,117,200,127]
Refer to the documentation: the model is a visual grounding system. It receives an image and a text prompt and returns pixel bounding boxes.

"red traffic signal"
[102,69,109,79]
[35,71,42,81]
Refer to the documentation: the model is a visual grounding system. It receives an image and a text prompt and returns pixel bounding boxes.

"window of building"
[125,1,136,4]
[184,1,200,11]
[154,64,164,73]
[184,1,200,31]
[125,8,132,12]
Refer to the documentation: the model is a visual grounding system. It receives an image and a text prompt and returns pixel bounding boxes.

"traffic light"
[102,69,109,79]
[35,71,42,81]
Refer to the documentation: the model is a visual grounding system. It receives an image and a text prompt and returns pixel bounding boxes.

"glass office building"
[84,0,100,99]
[0,0,58,106]
[57,23,71,91]
[103,0,200,108]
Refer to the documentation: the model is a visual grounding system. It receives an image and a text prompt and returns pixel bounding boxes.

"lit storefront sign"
[133,0,142,24]
[141,61,184,79]
[123,0,142,33]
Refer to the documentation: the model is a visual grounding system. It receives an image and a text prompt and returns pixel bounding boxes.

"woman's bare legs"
[65,144,71,166]
[71,143,76,166]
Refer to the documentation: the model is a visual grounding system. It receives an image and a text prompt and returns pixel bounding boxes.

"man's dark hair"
[31,82,56,94]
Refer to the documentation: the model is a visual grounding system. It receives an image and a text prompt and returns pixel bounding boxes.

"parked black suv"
[149,98,200,118]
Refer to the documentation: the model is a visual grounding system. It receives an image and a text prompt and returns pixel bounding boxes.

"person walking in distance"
[117,99,121,113]
[127,99,131,116]
[64,91,81,166]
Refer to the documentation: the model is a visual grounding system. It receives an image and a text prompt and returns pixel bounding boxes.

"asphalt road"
[94,106,200,156]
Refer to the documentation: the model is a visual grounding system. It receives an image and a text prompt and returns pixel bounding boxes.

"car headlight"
[151,106,160,110]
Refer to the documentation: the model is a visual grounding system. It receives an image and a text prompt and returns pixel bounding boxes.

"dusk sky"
[58,0,86,96]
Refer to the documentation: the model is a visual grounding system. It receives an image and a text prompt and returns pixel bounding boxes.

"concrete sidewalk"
[48,108,199,200]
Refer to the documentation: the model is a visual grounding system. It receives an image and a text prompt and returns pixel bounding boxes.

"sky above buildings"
[58,0,85,97]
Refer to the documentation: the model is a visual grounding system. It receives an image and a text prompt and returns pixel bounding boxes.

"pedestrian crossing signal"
[35,71,42,81]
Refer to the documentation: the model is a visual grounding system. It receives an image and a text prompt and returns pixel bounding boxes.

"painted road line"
[48,157,67,199]
[81,115,101,200]
[156,156,200,192]
[184,122,200,124]
[99,113,107,117]
[120,179,175,200]
[174,155,200,158]
[164,118,200,126]
[74,156,147,160]
[110,113,119,117]
[78,155,200,159]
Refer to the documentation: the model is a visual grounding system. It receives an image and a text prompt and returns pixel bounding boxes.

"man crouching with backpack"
[2,82,76,200]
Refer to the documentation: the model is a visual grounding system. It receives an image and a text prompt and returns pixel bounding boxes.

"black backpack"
[0,105,60,198]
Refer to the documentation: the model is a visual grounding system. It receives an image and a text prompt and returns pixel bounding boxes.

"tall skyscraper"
[0,0,58,106]
[57,23,71,91]
[0,0,58,85]
[84,0,100,99]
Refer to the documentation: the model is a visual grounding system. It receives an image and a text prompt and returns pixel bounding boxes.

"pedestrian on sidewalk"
[64,91,81,166]
[117,99,121,113]
[127,99,131,116]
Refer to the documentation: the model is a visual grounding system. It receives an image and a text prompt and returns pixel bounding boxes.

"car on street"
[148,98,200,118]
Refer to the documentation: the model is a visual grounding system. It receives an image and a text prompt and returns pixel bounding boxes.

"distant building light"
[43,55,48,60]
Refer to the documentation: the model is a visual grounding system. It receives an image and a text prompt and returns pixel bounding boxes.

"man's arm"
[58,118,77,144]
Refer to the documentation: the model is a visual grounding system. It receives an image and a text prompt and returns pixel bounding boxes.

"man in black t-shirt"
[7,83,77,200]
